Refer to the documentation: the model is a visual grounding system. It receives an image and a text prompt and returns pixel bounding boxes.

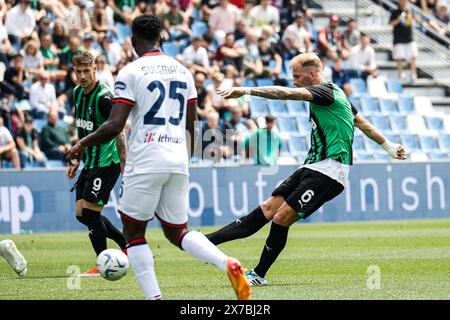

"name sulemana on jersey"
[141,64,187,76]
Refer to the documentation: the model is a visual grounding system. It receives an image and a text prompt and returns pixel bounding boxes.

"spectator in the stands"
[216,32,246,73]
[194,72,213,121]
[40,32,66,83]
[52,20,69,51]
[4,0,36,48]
[59,36,82,91]
[343,18,361,48]
[201,110,231,161]
[109,0,136,25]
[181,36,212,76]
[81,33,100,58]
[258,37,282,79]
[348,34,378,79]
[281,11,312,58]
[0,18,12,65]
[201,0,220,21]
[318,15,349,61]
[428,2,450,37]
[209,0,241,46]
[332,58,351,93]
[66,0,92,37]
[207,71,236,119]
[224,106,253,157]
[240,0,255,27]
[95,55,115,91]
[236,28,263,77]
[243,114,282,166]
[320,54,333,82]
[4,53,28,100]
[100,35,122,73]
[92,0,113,38]
[0,116,20,169]
[22,39,45,80]
[162,0,191,41]
[15,116,46,168]
[30,71,62,119]
[412,0,438,14]
[249,0,280,30]
[40,109,71,161]
[389,0,419,82]
[234,19,248,41]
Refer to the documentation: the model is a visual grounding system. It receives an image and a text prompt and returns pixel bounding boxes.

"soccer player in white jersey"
[68,15,251,300]
[0,239,27,276]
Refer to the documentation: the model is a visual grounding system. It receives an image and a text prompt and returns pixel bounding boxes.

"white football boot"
[0,239,28,276]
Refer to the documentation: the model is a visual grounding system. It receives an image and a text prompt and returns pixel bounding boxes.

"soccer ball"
[96,249,129,281]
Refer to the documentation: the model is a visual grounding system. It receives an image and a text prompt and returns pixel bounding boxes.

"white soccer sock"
[181,231,228,273]
[127,243,162,300]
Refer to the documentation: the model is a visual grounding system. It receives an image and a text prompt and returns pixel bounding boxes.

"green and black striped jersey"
[73,81,120,169]
[303,82,356,165]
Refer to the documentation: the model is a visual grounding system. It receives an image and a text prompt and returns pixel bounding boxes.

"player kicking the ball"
[67,52,127,277]
[205,52,407,286]
[68,15,251,300]
[0,239,27,276]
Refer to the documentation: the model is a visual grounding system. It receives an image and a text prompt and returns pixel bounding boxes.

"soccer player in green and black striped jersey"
[67,51,127,276]
[205,53,407,286]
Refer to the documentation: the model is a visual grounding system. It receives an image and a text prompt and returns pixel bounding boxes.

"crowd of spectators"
[0,0,380,169]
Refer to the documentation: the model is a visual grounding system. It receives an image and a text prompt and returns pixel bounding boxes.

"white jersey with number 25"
[113,51,197,176]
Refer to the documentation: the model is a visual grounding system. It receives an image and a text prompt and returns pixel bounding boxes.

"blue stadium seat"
[241,79,255,87]
[162,42,180,57]
[364,136,380,152]
[353,135,365,150]
[256,78,273,87]
[439,134,450,151]
[349,97,361,110]
[355,151,373,161]
[419,135,440,152]
[249,97,268,118]
[369,115,391,131]
[378,98,398,114]
[384,133,401,144]
[428,151,448,160]
[286,100,308,116]
[280,139,291,157]
[373,153,391,161]
[277,117,298,134]
[349,78,367,95]
[360,96,380,114]
[191,21,208,37]
[0,160,14,169]
[33,119,47,133]
[400,134,421,151]
[288,135,308,156]
[296,116,310,134]
[397,97,415,114]
[45,160,66,168]
[385,79,404,94]
[267,100,288,116]
[389,115,408,132]
[424,116,444,131]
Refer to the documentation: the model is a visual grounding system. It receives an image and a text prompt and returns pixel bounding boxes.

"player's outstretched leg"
[121,214,162,300]
[205,197,284,245]
[101,216,127,253]
[246,202,298,286]
[162,224,251,300]
[0,239,27,276]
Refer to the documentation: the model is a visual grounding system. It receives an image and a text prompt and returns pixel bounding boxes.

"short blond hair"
[290,53,323,71]
[73,51,95,67]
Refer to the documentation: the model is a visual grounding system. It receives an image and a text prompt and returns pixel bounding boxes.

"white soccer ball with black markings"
[96,249,129,281]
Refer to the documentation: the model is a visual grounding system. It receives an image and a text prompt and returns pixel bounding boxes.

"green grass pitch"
[1,219,449,300]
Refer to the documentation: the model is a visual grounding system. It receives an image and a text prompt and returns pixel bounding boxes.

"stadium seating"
[288,135,308,156]
[360,96,381,114]
[424,115,444,131]
[378,98,398,114]
[385,79,404,94]
[350,78,367,96]
[286,100,308,116]
[369,115,391,131]
[162,42,180,57]
[400,134,421,151]
[419,135,440,152]
[277,117,298,134]
[249,97,268,118]
[267,100,288,116]
[296,116,310,135]
[389,115,408,132]
[397,97,415,114]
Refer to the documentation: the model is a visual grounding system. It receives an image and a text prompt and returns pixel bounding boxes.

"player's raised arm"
[354,112,406,160]
[218,86,314,101]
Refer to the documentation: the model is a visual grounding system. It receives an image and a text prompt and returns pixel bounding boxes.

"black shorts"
[74,163,121,206]
[271,167,344,219]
